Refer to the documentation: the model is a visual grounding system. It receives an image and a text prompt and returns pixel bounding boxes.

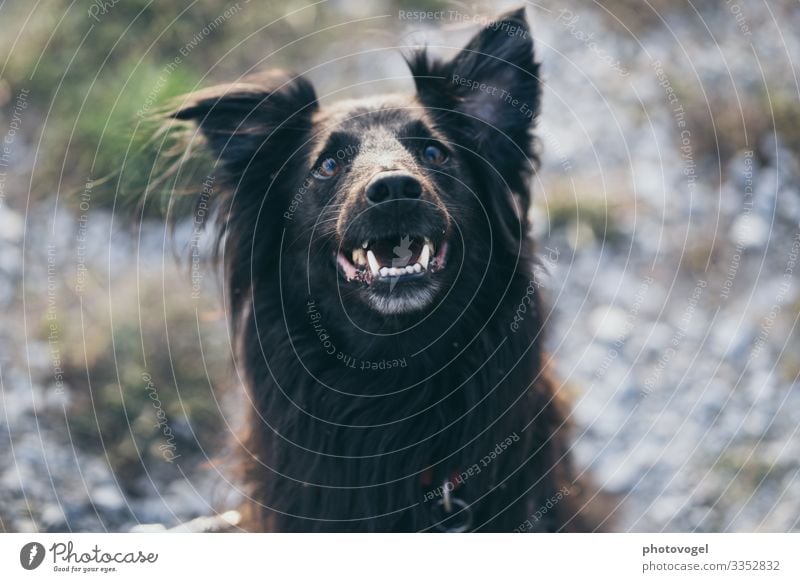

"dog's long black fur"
[167,8,604,532]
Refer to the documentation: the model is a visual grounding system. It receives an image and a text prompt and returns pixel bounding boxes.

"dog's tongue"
[371,236,421,267]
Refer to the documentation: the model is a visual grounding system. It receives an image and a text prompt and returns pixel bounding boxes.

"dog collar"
[422,469,474,532]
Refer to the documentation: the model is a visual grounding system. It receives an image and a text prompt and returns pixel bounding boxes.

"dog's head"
[174,8,539,319]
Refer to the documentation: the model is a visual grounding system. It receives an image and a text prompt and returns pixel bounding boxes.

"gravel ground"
[1,0,798,532]
[532,0,800,532]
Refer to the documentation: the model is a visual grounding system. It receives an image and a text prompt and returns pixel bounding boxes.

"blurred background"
[0,0,798,532]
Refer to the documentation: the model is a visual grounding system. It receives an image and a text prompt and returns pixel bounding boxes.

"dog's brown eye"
[313,157,340,180]
[422,144,447,165]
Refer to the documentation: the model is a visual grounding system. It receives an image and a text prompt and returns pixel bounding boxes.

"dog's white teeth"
[361,238,438,280]
[367,250,381,276]
[370,260,426,279]
[420,243,431,270]
[351,248,367,266]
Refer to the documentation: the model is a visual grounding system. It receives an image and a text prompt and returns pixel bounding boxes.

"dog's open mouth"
[336,235,448,285]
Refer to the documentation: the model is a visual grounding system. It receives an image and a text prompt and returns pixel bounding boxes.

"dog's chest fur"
[239,272,570,532]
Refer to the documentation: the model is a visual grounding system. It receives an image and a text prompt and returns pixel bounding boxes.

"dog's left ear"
[409,8,540,188]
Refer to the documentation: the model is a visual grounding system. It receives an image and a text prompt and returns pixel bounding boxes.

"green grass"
[535,178,628,246]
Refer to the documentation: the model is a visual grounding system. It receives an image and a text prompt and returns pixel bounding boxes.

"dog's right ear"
[172,70,318,179]
[166,72,317,321]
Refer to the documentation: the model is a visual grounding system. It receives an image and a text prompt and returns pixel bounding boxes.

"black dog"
[169,8,603,532]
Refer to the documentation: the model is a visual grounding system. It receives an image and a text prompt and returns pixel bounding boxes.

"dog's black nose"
[365,171,422,204]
